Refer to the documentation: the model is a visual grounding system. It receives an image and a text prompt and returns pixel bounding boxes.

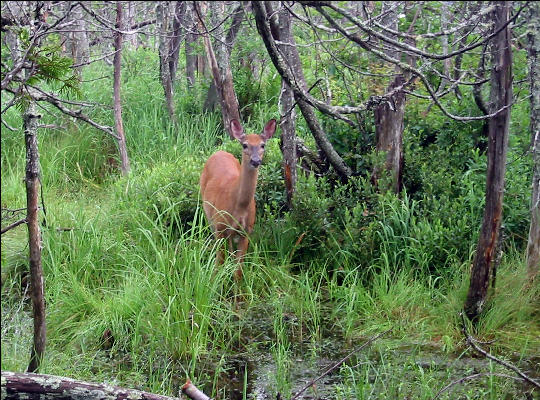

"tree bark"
[126,2,139,48]
[203,3,245,114]
[199,1,241,137]
[114,1,130,175]
[464,1,513,321]
[372,75,405,193]
[185,2,197,88]
[195,1,241,137]
[24,102,46,373]
[267,1,297,207]
[67,2,89,75]
[195,2,208,78]
[169,1,186,84]
[371,4,410,194]
[156,1,177,124]
[525,1,540,281]
[2,371,180,400]
[182,380,210,400]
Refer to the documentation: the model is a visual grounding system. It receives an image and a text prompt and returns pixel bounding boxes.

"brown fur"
[200,120,276,280]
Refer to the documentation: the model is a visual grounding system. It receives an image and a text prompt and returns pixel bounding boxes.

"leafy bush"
[114,155,204,234]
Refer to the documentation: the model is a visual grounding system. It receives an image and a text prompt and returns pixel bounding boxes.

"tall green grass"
[2,48,538,399]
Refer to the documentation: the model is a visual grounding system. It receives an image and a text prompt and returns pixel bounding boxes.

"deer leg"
[215,231,226,266]
[233,235,249,281]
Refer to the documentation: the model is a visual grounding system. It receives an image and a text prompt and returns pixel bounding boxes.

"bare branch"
[431,372,526,400]
[313,5,513,122]
[291,329,392,400]
[182,380,210,400]
[460,312,540,389]
[1,218,27,235]
[305,1,526,61]
[1,118,17,131]
[4,86,119,140]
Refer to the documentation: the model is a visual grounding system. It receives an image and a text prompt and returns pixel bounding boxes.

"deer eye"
[261,143,265,149]
[242,143,248,149]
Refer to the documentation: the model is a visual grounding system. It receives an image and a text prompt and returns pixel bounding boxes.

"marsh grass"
[1,51,538,399]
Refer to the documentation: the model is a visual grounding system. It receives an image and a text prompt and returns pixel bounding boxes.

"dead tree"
[113,1,131,175]
[253,1,353,180]
[525,1,540,281]
[24,102,46,373]
[197,1,241,137]
[464,1,513,322]
[2,371,181,400]
[265,1,298,207]
[156,1,177,124]
[371,3,408,194]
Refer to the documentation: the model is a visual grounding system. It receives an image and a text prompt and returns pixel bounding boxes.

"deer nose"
[250,158,261,168]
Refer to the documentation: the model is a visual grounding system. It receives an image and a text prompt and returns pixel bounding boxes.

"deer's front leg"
[233,235,249,281]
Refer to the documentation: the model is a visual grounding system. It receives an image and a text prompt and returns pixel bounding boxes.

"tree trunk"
[200,1,241,137]
[114,1,130,175]
[126,2,139,48]
[169,1,186,83]
[371,4,406,194]
[156,1,177,124]
[203,3,245,114]
[2,371,180,400]
[185,2,197,88]
[195,2,208,79]
[68,2,89,75]
[464,1,513,321]
[372,75,405,194]
[525,1,540,281]
[24,102,46,373]
[267,1,297,207]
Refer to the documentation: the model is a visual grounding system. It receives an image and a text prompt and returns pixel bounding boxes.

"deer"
[200,118,276,280]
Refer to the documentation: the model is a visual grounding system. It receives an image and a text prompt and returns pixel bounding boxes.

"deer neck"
[235,156,259,209]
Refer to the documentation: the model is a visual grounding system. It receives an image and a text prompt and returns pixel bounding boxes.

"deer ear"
[230,119,245,141]
[261,119,276,141]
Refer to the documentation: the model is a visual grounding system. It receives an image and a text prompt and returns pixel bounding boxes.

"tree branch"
[290,328,392,400]
[460,312,540,389]
[431,372,526,399]
[4,86,120,140]
[1,217,27,235]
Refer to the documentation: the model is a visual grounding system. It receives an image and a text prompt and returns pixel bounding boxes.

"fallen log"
[1,370,180,400]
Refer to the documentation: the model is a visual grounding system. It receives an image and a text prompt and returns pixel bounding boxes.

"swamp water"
[193,307,539,400]
[2,300,538,399]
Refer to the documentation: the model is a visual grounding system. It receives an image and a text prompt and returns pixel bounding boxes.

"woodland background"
[1,1,539,399]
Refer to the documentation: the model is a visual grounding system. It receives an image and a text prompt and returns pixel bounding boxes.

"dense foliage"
[1,2,538,399]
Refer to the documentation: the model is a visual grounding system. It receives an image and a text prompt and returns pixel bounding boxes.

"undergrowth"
[1,49,538,399]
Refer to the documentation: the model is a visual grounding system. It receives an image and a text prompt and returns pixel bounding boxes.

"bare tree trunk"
[169,1,186,83]
[156,1,177,124]
[126,1,139,48]
[114,1,130,175]
[372,75,405,193]
[438,1,451,93]
[24,101,46,373]
[68,2,89,75]
[371,4,406,194]
[185,3,197,88]
[203,3,245,114]
[195,1,208,78]
[199,1,241,136]
[464,1,512,322]
[525,1,540,281]
[267,1,297,207]
[2,371,180,400]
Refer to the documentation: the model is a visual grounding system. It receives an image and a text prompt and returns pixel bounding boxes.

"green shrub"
[114,155,204,234]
